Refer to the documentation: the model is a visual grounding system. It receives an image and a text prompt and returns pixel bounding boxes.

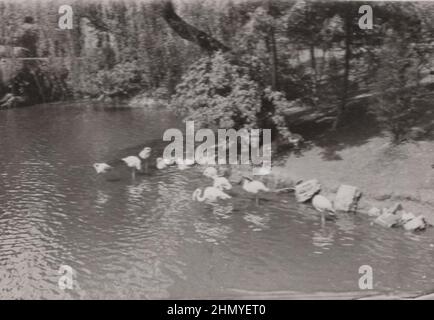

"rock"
[368,207,381,217]
[334,184,362,212]
[373,203,407,228]
[374,193,393,201]
[385,203,404,215]
[399,212,416,224]
[374,211,402,228]
[403,215,428,231]
[295,179,321,203]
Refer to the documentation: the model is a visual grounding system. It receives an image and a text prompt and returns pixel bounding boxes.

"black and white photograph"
[0,0,433,302]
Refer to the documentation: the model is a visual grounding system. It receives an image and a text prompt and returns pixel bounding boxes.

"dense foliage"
[0,0,432,142]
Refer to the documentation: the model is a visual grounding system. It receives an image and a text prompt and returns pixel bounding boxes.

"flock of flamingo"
[92,146,336,220]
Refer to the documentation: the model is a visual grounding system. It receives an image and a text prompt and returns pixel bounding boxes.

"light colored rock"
[368,207,381,217]
[400,212,416,224]
[334,184,362,212]
[374,209,402,228]
[385,203,404,215]
[295,179,321,203]
[403,215,427,231]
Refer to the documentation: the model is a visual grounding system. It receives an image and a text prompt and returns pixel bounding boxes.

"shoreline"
[268,135,434,225]
[3,99,433,225]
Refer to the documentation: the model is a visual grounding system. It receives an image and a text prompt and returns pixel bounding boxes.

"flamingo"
[241,177,270,205]
[192,187,231,202]
[156,157,167,170]
[312,194,336,225]
[203,167,218,178]
[203,167,232,191]
[176,158,194,170]
[122,156,142,179]
[139,147,152,173]
[163,156,177,166]
[93,163,112,174]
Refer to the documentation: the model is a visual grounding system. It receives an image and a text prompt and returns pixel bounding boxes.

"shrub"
[170,52,262,130]
[170,51,302,139]
[77,61,143,98]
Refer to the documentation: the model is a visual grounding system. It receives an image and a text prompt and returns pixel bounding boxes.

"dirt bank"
[271,135,434,225]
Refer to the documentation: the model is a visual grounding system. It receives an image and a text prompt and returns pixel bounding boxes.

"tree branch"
[160,0,230,53]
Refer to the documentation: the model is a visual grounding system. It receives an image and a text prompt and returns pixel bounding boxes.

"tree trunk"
[264,0,279,91]
[268,26,279,91]
[160,0,230,53]
[309,42,318,100]
[332,14,352,130]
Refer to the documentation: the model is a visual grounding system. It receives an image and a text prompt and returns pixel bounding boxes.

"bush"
[170,51,302,139]
[78,61,143,98]
[170,52,262,130]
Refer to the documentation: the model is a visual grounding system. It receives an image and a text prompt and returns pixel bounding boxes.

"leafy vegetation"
[0,0,432,143]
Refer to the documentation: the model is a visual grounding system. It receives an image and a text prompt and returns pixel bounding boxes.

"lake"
[0,102,433,299]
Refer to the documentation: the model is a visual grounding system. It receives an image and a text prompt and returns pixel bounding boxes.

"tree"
[371,30,426,143]
[159,0,230,53]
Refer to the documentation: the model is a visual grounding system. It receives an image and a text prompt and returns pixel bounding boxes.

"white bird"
[213,177,232,191]
[176,158,194,170]
[163,156,177,166]
[203,167,232,191]
[312,194,336,225]
[122,156,142,179]
[241,177,270,205]
[203,167,218,178]
[312,194,335,214]
[156,157,167,170]
[139,147,151,159]
[192,187,231,202]
[139,147,152,173]
[93,163,112,174]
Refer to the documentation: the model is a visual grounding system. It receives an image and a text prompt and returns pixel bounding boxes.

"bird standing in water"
[203,167,232,191]
[312,194,336,225]
[192,187,231,202]
[122,156,142,179]
[176,158,194,170]
[139,147,152,174]
[241,177,270,206]
[156,157,167,170]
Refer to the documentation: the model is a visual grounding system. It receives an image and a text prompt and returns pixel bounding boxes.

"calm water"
[0,102,433,299]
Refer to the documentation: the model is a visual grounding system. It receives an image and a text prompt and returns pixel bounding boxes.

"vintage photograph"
[0,0,433,301]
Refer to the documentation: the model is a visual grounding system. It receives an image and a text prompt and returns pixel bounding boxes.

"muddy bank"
[225,129,434,226]
[268,136,434,225]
